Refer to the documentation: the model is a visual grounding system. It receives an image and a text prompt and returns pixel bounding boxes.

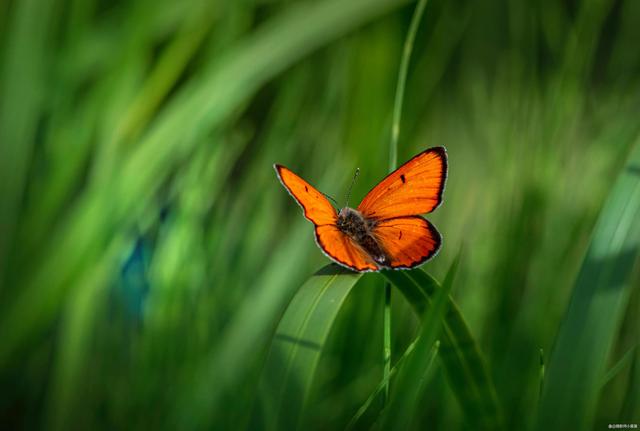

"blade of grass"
[347,341,441,430]
[389,0,427,170]
[44,240,123,431]
[620,346,640,421]
[383,0,429,405]
[536,140,640,430]
[0,0,58,288]
[172,216,322,428]
[600,344,637,388]
[253,265,362,431]
[346,338,420,430]
[538,348,545,405]
[382,281,392,404]
[381,256,458,430]
[113,0,218,143]
[383,268,505,430]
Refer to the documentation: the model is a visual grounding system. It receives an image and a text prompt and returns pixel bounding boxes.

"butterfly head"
[337,206,354,218]
[337,206,360,227]
[337,207,371,237]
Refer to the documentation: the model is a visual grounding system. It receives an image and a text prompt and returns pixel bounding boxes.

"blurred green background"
[1,0,639,429]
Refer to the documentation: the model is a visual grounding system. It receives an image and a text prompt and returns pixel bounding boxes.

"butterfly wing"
[275,164,376,272]
[372,216,441,269]
[315,225,377,272]
[274,164,337,225]
[357,147,447,220]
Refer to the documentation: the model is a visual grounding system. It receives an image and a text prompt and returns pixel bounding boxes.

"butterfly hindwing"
[357,147,447,220]
[275,164,337,226]
[315,225,377,272]
[372,216,441,269]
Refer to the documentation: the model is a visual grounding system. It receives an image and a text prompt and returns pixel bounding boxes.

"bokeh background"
[0,0,639,429]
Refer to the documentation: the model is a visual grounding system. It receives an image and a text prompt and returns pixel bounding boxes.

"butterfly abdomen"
[337,208,390,267]
[359,235,390,266]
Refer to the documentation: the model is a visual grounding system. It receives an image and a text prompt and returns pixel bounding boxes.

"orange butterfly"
[274,147,447,272]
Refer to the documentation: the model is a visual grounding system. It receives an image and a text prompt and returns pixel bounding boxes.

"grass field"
[1,0,639,429]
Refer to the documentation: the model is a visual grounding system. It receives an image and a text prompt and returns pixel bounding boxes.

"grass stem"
[389,0,428,171]
[384,0,429,407]
[383,281,392,404]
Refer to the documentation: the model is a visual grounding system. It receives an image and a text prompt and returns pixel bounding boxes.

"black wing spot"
[400,174,406,183]
[305,185,309,192]
[398,231,402,240]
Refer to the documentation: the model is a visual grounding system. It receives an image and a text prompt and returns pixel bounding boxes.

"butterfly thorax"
[337,207,390,267]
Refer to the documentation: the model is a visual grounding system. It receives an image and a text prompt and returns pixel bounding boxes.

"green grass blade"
[44,243,120,431]
[381,257,458,430]
[346,260,459,430]
[0,0,58,286]
[383,268,505,430]
[536,140,640,430]
[346,338,420,431]
[539,348,545,405]
[254,265,362,430]
[621,347,640,421]
[384,0,429,406]
[600,344,637,388]
[173,217,323,428]
[389,0,428,171]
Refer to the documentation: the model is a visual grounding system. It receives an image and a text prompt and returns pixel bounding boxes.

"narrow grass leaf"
[600,344,637,388]
[0,0,58,285]
[254,265,362,430]
[346,338,419,431]
[381,257,458,430]
[173,218,319,428]
[383,268,505,430]
[536,140,640,430]
[539,348,545,405]
[621,347,640,421]
[44,242,121,431]
[384,0,429,406]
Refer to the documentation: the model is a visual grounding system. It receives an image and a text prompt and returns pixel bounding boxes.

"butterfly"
[274,147,447,272]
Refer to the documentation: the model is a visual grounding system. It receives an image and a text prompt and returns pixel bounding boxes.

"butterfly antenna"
[344,168,360,208]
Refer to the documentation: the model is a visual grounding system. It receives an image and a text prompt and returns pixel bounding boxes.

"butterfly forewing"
[357,147,447,220]
[275,164,337,226]
[276,164,377,271]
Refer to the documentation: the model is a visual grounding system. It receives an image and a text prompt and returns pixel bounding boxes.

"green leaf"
[254,265,362,430]
[600,344,637,388]
[0,0,59,284]
[621,347,640,422]
[381,256,458,430]
[346,338,422,430]
[172,218,330,429]
[382,268,505,430]
[536,140,640,430]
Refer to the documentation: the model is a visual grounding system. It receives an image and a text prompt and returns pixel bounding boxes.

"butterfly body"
[275,147,447,272]
[336,207,390,266]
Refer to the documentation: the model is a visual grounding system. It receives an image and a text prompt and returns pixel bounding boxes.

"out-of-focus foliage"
[0,0,638,429]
